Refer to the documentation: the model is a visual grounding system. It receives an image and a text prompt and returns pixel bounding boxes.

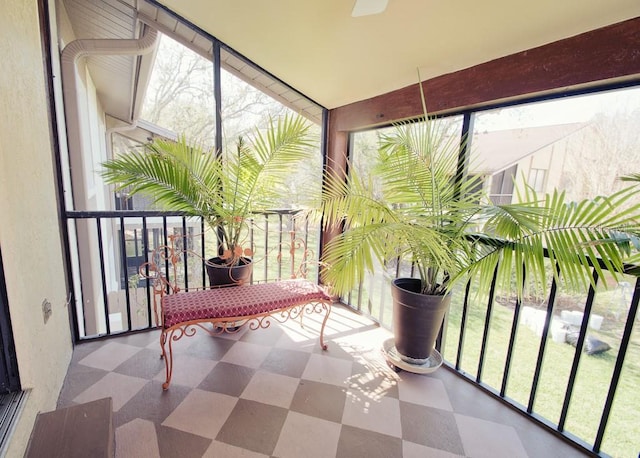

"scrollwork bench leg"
[161,329,173,390]
[319,301,331,351]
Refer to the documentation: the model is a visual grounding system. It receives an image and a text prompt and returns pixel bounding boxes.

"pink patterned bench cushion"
[162,279,331,329]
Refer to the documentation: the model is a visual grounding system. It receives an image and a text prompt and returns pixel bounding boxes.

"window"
[528,168,546,192]
[489,164,518,204]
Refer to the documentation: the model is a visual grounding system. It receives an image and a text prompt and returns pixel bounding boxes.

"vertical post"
[119,216,131,331]
[96,217,111,335]
[593,276,640,452]
[455,280,472,370]
[558,270,599,431]
[527,275,559,413]
[142,216,152,328]
[476,265,499,382]
[289,230,295,278]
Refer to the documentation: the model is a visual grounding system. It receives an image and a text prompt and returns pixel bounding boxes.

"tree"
[138,33,323,210]
[141,35,216,146]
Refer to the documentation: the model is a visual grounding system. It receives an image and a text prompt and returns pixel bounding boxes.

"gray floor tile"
[157,424,212,458]
[260,347,311,378]
[400,400,465,455]
[216,399,288,455]
[336,425,403,458]
[290,379,347,423]
[113,347,166,379]
[114,379,191,428]
[197,361,255,396]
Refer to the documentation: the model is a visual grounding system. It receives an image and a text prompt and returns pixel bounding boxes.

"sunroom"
[1,0,640,456]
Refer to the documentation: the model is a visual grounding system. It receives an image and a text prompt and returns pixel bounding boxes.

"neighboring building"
[471,123,588,204]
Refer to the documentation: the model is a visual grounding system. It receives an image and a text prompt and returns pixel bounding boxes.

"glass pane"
[220,68,288,149]
[472,87,640,202]
[141,34,216,148]
[220,67,323,211]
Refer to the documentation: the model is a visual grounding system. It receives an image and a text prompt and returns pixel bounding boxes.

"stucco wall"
[0,0,73,456]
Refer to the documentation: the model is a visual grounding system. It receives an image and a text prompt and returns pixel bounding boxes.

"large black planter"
[206,257,253,287]
[391,278,451,364]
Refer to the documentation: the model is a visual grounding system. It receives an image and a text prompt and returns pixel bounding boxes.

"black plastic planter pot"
[391,278,451,364]
[206,257,253,287]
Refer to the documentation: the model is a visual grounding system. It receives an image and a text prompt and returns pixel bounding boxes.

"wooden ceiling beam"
[329,17,640,132]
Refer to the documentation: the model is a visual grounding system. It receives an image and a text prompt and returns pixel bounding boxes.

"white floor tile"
[162,389,237,439]
[240,370,299,409]
[403,440,465,458]
[398,372,453,411]
[79,342,142,371]
[455,413,528,458]
[302,353,353,386]
[116,418,160,458]
[153,354,217,388]
[73,372,147,411]
[221,341,271,368]
[272,411,341,458]
[203,440,269,457]
[342,392,402,437]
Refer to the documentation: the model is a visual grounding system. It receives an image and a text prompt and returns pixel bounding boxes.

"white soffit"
[62,0,324,125]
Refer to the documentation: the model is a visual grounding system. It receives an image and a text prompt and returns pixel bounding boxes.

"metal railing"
[343,256,639,457]
[65,209,320,341]
[64,208,638,456]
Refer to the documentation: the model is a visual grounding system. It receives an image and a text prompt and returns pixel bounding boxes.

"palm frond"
[102,136,222,217]
[320,102,640,298]
[465,184,640,296]
[102,114,313,258]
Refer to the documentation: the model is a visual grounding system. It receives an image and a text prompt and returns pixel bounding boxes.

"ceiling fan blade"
[351,0,389,17]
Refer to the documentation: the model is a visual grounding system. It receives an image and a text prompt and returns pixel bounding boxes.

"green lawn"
[441,285,639,458]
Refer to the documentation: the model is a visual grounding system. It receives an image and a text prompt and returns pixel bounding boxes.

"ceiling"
[60,0,640,126]
[157,0,640,109]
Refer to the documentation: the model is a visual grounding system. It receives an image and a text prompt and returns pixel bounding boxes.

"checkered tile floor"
[58,305,587,457]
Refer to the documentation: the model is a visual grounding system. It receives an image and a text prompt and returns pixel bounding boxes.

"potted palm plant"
[319,92,640,366]
[102,114,314,287]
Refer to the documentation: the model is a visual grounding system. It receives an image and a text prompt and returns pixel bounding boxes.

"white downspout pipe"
[60,25,158,209]
[60,26,158,336]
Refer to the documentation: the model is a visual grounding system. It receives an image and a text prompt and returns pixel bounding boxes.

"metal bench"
[141,234,333,390]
